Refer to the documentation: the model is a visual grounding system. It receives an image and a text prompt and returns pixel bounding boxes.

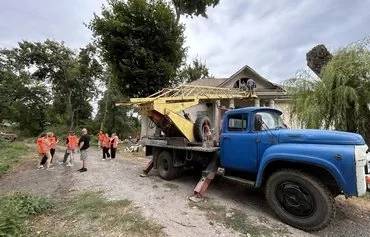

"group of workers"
[97,131,119,160]
[36,129,121,172]
[36,128,90,172]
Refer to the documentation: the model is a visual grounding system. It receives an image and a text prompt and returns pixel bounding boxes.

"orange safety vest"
[48,136,57,149]
[36,137,44,153]
[39,137,50,153]
[68,135,78,150]
[98,132,104,142]
[103,136,111,148]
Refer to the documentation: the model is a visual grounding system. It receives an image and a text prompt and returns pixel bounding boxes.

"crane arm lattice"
[115,85,257,142]
[116,85,257,107]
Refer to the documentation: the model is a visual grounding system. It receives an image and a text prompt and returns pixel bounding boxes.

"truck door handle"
[223,136,230,140]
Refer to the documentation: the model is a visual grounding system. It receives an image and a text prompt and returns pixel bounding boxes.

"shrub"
[0,192,53,236]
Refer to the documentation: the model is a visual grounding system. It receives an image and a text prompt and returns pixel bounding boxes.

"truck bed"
[143,137,219,153]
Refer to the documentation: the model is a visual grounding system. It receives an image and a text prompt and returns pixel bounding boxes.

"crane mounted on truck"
[117,84,370,231]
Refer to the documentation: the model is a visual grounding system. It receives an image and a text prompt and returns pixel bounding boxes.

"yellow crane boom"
[116,85,257,142]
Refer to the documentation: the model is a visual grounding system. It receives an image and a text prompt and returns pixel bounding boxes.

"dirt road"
[1,146,369,237]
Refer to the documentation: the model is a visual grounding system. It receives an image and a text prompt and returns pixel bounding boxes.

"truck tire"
[194,116,211,142]
[157,151,182,180]
[265,169,336,231]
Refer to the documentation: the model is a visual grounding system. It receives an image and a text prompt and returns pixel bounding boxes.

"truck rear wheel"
[157,151,182,180]
[265,169,336,231]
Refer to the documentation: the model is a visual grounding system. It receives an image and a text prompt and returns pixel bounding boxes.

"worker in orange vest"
[36,133,53,170]
[60,131,79,166]
[41,132,59,166]
[110,133,119,159]
[98,130,104,150]
[102,133,111,160]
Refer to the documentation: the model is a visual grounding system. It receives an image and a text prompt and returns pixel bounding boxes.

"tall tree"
[0,50,49,135]
[15,40,103,130]
[95,77,141,137]
[285,39,370,144]
[179,57,211,83]
[89,0,186,97]
[171,0,220,23]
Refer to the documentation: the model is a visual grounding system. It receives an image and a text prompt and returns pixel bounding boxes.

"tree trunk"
[306,44,332,76]
[171,0,181,24]
[67,90,74,131]
[100,76,112,131]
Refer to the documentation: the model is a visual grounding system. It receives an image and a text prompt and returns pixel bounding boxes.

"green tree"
[171,0,220,23]
[285,39,370,144]
[0,50,49,135]
[14,40,103,130]
[179,57,211,83]
[89,0,186,97]
[95,76,140,138]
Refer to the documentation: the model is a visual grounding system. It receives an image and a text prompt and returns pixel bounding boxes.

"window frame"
[227,113,248,132]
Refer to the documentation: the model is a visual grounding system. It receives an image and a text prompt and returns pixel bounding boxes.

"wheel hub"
[276,182,316,217]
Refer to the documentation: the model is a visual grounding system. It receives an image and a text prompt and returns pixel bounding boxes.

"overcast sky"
[0,0,369,83]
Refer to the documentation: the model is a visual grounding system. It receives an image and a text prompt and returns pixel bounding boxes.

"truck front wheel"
[265,169,336,231]
[157,151,182,180]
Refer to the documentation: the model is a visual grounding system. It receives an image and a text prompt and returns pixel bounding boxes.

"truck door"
[220,113,258,173]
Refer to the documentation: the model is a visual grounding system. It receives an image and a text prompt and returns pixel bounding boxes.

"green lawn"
[23,191,165,237]
[0,140,30,177]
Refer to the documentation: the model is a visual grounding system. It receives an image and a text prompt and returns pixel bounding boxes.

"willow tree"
[285,39,370,144]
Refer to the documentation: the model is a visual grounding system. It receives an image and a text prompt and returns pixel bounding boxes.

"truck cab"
[220,107,369,230]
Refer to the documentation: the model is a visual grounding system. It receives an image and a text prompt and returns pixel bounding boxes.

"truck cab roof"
[225,107,282,115]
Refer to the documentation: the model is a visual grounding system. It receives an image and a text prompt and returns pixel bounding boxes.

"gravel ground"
[1,146,369,237]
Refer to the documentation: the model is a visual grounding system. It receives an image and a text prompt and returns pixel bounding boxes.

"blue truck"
[143,107,369,231]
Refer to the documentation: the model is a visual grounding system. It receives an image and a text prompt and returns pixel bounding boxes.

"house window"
[228,114,248,131]
[233,78,249,89]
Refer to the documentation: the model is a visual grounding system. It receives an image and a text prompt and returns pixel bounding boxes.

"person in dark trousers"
[110,133,119,159]
[102,133,111,160]
[78,128,90,172]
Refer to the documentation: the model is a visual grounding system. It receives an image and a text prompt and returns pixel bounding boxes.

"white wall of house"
[274,101,299,129]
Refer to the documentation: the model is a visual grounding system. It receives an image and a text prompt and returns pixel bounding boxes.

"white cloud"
[183,0,370,82]
[0,0,369,84]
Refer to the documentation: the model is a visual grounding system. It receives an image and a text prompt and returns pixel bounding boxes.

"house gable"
[218,65,284,92]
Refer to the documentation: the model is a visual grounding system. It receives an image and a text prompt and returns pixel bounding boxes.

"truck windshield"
[255,111,286,130]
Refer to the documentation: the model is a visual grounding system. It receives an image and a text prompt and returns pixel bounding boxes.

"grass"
[0,192,53,236]
[190,201,290,237]
[0,140,30,177]
[23,191,164,237]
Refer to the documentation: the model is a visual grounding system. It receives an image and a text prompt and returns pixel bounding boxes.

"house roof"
[186,78,228,87]
[186,65,284,92]
[218,64,283,91]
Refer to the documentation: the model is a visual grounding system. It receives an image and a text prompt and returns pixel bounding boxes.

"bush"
[0,192,53,236]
